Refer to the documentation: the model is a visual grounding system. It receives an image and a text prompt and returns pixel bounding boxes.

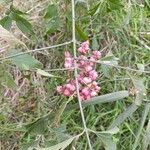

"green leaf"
[107,0,123,11]
[38,133,83,150]
[46,18,60,35]
[143,119,150,150]
[133,103,150,150]
[98,127,119,135]
[108,103,138,129]
[12,13,35,36]
[10,5,28,15]
[0,65,16,89]
[88,2,101,16]
[129,74,146,105]
[37,69,60,78]
[92,36,99,50]
[10,50,42,70]
[82,91,129,106]
[40,137,75,150]
[76,23,88,41]
[44,4,58,19]
[98,134,117,150]
[0,16,12,30]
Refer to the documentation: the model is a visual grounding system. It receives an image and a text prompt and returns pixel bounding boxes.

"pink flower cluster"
[56,41,101,101]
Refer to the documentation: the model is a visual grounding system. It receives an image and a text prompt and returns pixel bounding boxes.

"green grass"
[0,0,150,149]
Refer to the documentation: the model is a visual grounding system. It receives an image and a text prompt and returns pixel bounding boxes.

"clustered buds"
[56,41,101,101]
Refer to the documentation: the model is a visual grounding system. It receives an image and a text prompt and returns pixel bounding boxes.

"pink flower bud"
[92,50,101,59]
[64,62,72,68]
[63,89,71,96]
[64,51,71,57]
[56,86,63,93]
[88,70,98,80]
[85,65,93,72]
[81,87,90,96]
[85,95,91,100]
[66,84,76,91]
[95,85,101,91]
[90,91,97,97]
[78,41,89,54]
[83,77,92,84]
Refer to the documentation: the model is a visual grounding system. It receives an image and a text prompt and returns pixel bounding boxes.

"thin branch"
[76,58,150,74]
[0,41,72,61]
[71,0,93,149]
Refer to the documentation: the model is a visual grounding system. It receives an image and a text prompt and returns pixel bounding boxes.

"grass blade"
[133,103,150,150]
[143,119,150,150]
[108,103,138,129]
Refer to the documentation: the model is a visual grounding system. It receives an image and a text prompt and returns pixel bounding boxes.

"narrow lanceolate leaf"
[143,119,150,150]
[37,69,61,78]
[133,103,150,150]
[12,13,35,36]
[108,103,138,129]
[0,25,25,46]
[0,16,12,30]
[10,49,42,70]
[82,91,129,106]
[75,23,88,41]
[37,133,83,150]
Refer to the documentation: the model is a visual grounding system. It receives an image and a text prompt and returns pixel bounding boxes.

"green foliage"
[10,50,42,70]
[0,5,35,36]
[0,0,150,149]
[0,16,12,30]
[0,65,16,89]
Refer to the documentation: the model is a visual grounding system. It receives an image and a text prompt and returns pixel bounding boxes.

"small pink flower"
[88,70,98,80]
[56,86,63,93]
[81,87,90,96]
[64,51,71,57]
[64,62,72,68]
[90,91,97,97]
[85,95,91,100]
[83,77,92,84]
[78,41,89,54]
[66,83,76,91]
[63,89,71,96]
[95,85,101,91]
[89,56,96,66]
[85,65,93,72]
[92,50,101,59]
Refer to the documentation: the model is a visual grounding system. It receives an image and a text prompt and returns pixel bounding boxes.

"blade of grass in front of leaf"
[143,119,150,150]
[133,103,150,150]
[82,91,129,106]
[108,103,138,129]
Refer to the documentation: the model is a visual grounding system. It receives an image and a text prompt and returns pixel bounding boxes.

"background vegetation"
[0,0,150,149]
